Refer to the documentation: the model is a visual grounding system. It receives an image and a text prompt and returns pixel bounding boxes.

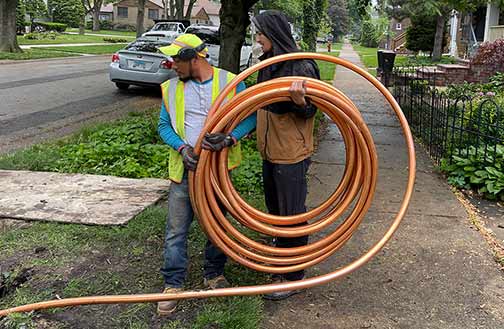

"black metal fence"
[391,65,503,165]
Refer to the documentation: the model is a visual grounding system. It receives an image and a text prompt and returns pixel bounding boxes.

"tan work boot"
[157,287,183,316]
[203,275,230,289]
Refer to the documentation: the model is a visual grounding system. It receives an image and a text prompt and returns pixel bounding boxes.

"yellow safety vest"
[160,67,242,183]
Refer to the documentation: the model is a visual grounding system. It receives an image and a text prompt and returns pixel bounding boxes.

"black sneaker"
[263,277,303,301]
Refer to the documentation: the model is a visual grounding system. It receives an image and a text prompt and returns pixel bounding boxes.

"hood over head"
[252,10,298,58]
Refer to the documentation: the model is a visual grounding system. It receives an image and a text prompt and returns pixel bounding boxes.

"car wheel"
[115,82,129,90]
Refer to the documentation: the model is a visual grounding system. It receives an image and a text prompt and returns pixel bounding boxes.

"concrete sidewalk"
[262,42,504,328]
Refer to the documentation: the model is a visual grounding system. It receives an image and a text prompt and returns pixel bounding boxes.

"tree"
[327,0,350,41]
[24,0,47,24]
[1,0,23,53]
[219,0,259,73]
[255,0,303,22]
[302,0,327,51]
[405,14,436,53]
[82,0,104,31]
[136,0,145,37]
[48,0,85,27]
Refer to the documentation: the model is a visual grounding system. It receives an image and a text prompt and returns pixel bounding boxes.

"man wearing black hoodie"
[252,10,321,300]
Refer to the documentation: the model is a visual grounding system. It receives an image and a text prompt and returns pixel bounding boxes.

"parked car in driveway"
[184,24,253,71]
[109,38,176,90]
[141,21,187,42]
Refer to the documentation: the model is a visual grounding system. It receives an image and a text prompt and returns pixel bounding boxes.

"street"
[0,55,161,153]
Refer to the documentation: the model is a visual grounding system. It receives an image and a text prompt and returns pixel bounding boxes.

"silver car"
[109,38,176,90]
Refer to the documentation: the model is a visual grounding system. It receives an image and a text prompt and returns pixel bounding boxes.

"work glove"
[180,144,199,171]
[201,133,235,152]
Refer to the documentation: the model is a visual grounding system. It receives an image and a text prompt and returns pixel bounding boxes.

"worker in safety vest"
[156,33,256,316]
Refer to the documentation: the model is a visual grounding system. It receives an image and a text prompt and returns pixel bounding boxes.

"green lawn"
[38,44,128,55]
[0,49,79,60]
[0,110,268,329]
[319,42,343,52]
[316,51,340,82]
[352,44,456,69]
[66,28,137,37]
[17,33,133,45]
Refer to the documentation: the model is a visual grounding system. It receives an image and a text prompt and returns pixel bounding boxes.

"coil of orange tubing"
[0,52,415,317]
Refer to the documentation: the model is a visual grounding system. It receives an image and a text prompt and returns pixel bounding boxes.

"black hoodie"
[252,10,320,117]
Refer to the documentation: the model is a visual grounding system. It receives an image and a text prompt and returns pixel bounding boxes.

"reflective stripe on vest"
[161,67,242,183]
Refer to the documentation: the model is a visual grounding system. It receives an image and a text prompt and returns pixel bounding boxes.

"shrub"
[86,20,113,30]
[23,31,58,40]
[441,145,504,201]
[405,15,437,54]
[113,23,136,32]
[103,37,129,43]
[472,39,504,66]
[360,20,379,47]
[34,22,67,32]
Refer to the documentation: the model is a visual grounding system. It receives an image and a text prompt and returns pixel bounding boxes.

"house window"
[148,9,159,20]
[118,7,128,18]
[396,23,402,30]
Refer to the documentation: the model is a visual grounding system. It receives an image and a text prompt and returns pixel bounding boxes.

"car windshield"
[185,27,220,45]
[152,23,178,31]
[125,39,170,53]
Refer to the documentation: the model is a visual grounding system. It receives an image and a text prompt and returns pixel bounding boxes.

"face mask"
[252,43,264,58]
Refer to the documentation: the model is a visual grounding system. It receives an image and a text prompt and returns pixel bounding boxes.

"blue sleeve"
[158,102,185,151]
[230,81,256,140]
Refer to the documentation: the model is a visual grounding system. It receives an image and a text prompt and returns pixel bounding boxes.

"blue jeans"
[160,174,227,288]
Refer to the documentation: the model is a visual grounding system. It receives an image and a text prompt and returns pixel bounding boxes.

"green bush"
[405,15,436,54]
[113,23,136,32]
[103,37,129,43]
[23,31,58,40]
[48,0,85,28]
[441,145,504,200]
[86,20,113,30]
[360,20,379,47]
[35,22,67,32]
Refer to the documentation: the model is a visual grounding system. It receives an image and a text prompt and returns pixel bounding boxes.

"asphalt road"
[0,55,161,154]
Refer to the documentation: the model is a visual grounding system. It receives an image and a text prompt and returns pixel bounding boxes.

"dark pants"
[262,158,310,281]
[160,173,227,288]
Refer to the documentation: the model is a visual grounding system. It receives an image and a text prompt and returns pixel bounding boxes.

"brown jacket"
[256,108,315,164]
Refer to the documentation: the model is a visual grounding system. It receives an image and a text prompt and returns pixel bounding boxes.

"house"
[448,3,503,58]
[100,0,221,29]
[387,17,411,52]
[111,0,164,29]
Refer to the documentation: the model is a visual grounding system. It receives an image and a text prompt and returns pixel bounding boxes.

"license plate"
[129,59,147,70]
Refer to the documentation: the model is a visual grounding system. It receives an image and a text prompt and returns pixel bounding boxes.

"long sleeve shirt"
[158,79,256,151]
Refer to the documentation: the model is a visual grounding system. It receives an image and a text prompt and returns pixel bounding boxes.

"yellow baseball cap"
[159,33,208,58]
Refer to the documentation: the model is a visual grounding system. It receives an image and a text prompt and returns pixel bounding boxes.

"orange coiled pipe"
[0,53,415,317]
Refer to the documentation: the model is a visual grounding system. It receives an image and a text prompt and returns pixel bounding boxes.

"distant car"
[141,22,186,42]
[184,24,253,71]
[109,38,176,90]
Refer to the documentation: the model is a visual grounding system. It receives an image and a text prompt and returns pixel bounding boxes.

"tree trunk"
[219,0,258,73]
[79,14,85,34]
[92,0,103,31]
[0,0,22,53]
[184,0,197,20]
[175,0,183,19]
[432,14,445,61]
[302,0,317,51]
[136,0,146,37]
[169,0,175,18]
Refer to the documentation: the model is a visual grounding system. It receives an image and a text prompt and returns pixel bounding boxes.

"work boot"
[263,277,303,301]
[203,275,230,289]
[157,287,183,316]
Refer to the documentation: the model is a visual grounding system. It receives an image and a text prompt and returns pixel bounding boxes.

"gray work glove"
[180,144,199,171]
[201,133,235,152]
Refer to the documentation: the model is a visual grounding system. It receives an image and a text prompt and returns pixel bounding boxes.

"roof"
[100,3,113,13]
[185,0,220,17]
[111,0,163,9]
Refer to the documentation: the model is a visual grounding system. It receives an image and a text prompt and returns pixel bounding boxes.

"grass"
[66,28,137,37]
[352,43,457,70]
[316,51,340,83]
[17,33,133,45]
[0,110,268,328]
[0,49,79,60]
[319,42,343,52]
[37,44,127,55]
